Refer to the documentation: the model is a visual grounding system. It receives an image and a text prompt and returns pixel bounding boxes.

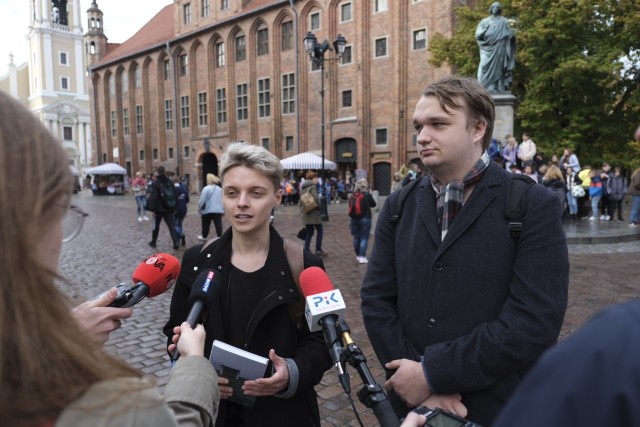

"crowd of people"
[484,133,640,226]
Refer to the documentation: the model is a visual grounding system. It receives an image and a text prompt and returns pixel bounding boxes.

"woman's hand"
[71,287,133,346]
[167,322,206,358]
[242,349,290,397]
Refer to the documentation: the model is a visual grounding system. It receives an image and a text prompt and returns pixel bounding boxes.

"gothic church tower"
[84,1,108,68]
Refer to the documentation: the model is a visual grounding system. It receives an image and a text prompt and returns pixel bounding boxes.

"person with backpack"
[146,166,180,250]
[348,179,377,264]
[360,76,568,426]
[163,142,331,427]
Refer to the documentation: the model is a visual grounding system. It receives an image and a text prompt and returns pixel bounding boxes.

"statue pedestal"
[491,92,517,142]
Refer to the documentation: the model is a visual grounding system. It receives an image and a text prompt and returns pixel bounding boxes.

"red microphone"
[93,253,181,308]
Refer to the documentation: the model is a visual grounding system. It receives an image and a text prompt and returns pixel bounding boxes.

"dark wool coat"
[494,299,640,427]
[361,161,569,426]
[164,227,331,427]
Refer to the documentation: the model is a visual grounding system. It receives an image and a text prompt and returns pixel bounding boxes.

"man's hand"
[242,349,290,397]
[71,287,133,346]
[421,393,468,418]
[384,359,431,407]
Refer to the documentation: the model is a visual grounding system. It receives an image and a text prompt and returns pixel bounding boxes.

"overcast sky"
[0,0,171,76]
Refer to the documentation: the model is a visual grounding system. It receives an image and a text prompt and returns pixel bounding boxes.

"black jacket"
[163,226,332,427]
[146,175,175,214]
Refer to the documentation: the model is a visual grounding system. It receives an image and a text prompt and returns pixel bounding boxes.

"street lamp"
[303,32,347,221]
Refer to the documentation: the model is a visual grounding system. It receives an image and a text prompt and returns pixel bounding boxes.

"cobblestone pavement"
[59,190,640,426]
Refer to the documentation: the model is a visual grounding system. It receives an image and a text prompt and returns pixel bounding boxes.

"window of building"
[121,72,128,93]
[59,51,68,66]
[183,146,190,158]
[342,90,352,107]
[236,83,248,121]
[285,135,294,151]
[341,45,352,65]
[139,150,144,161]
[134,66,142,88]
[123,108,130,135]
[235,35,246,62]
[153,148,159,160]
[374,0,388,12]
[340,2,352,22]
[110,110,117,137]
[108,76,115,96]
[413,29,427,50]
[162,60,171,80]
[310,12,320,30]
[135,105,143,134]
[375,37,388,57]
[183,3,191,25]
[60,76,69,90]
[180,96,190,128]
[221,0,229,10]
[63,126,73,141]
[164,99,173,130]
[281,21,293,51]
[198,92,208,127]
[168,147,174,159]
[216,42,225,67]
[216,88,227,124]
[179,54,188,76]
[261,137,270,150]
[257,27,269,56]
[202,0,210,17]
[376,128,388,145]
[257,78,270,118]
[282,73,295,114]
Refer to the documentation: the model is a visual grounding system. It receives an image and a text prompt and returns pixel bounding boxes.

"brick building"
[87,0,460,194]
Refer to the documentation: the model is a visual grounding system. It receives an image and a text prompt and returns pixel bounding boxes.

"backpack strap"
[284,239,306,332]
[201,237,306,331]
[389,176,423,225]
[504,174,535,238]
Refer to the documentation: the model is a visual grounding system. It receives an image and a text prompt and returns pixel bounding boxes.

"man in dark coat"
[494,299,640,427]
[146,166,180,249]
[361,76,569,426]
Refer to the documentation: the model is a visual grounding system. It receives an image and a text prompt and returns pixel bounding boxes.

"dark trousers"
[609,199,624,220]
[201,213,223,238]
[151,211,179,245]
[304,223,323,252]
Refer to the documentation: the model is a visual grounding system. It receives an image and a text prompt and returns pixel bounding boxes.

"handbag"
[571,184,585,198]
[300,188,318,213]
[296,227,307,240]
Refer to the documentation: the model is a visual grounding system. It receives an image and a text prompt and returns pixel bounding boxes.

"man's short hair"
[421,75,495,151]
[157,166,165,175]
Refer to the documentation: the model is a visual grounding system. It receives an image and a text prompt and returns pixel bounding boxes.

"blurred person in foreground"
[0,91,218,427]
[361,76,568,426]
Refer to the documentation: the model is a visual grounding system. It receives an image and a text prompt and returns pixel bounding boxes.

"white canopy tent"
[84,163,127,175]
[280,152,337,170]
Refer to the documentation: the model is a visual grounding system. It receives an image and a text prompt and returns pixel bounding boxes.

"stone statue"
[476,2,515,92]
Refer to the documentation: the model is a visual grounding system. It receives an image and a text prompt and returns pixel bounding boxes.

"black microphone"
[170,269,221,362]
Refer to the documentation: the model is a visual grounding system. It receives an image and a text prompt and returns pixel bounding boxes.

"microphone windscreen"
[299,267,334,297]
[131,253,181,297]
[189,269,222,307]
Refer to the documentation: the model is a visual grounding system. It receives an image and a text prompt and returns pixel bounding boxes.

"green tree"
[430,0,640,169]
